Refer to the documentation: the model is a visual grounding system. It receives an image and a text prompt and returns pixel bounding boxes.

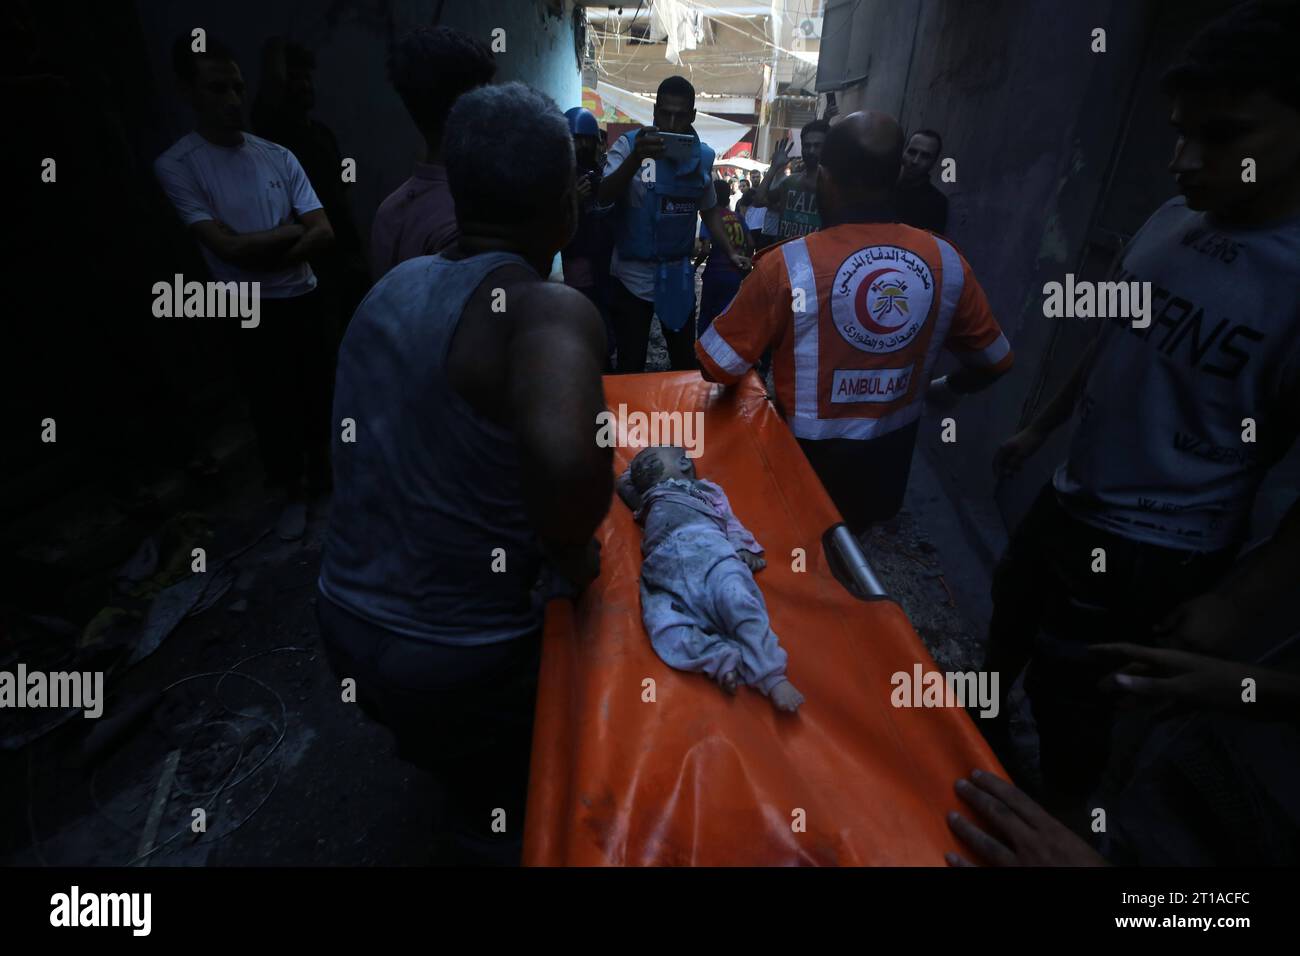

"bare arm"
[700,205,749,273]
[272,148,334,264]
[751,175,784,210]
[597,128,662,205]
[946,771,1108,867]
[281,208,334,265]
[752,138,791,209]
[616,468,643,512]
[508,283,614,586]
[1025,330,1104,437]
[190,219,305,271]
[1095,642,1300,718]
[597,153,639,206]
[993,328,1103,477]
[693,238,711,269]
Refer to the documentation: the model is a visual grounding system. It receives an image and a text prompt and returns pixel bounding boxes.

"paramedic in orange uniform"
[696,111,1015,532]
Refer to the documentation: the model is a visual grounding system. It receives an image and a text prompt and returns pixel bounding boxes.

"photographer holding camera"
[597,76,749,373]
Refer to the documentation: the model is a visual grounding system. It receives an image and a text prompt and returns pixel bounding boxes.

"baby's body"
[619,447,803,712]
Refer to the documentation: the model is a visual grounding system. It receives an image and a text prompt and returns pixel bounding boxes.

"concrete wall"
[135,0,582,245]
[821,0,1158,554]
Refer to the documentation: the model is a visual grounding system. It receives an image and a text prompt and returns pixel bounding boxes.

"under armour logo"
[268,180,283,188]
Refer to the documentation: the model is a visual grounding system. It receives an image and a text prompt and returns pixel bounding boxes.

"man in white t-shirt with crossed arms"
[155,35,336,539]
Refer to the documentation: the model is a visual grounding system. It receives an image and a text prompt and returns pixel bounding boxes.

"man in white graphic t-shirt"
[982,0,1300,830]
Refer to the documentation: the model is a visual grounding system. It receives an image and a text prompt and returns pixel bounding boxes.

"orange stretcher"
[523,371,1003,866]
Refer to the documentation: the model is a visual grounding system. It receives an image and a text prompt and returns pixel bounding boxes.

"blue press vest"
[615,129,716,262]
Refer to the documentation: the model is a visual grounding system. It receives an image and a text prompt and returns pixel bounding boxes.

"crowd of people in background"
[146,0,1300,868]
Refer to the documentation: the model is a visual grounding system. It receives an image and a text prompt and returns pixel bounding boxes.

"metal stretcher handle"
[823,524,891,602]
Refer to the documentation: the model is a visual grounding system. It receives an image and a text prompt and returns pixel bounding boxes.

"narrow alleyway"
[5,331,1019,867]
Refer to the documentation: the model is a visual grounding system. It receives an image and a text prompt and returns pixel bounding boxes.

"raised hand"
[632,126,665,161]
[992,426,1047,477]
[770,135,792,169]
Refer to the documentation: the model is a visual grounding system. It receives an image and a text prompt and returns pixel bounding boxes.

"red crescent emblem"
[854,267,909,334]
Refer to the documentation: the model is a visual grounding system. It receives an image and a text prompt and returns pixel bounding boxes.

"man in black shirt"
[893,128,949,233]
[253,39,367,327]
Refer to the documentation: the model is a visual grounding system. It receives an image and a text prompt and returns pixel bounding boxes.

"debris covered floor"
[4,443,442,866]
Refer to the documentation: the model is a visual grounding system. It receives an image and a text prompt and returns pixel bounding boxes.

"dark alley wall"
[4,0,583,604]
[831,0,1157,539]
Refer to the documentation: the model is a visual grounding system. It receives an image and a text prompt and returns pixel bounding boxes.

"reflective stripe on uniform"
[780,237,820,422]
[956,331,1012,368]
[919,235,966,386]
[698,322,750,378]
[789,402,925,440]
[782,232,970,442]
